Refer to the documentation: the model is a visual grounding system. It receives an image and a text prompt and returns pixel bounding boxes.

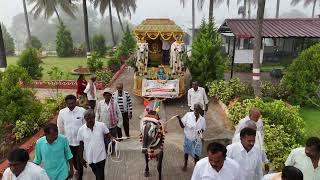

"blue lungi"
[183,137,202,157]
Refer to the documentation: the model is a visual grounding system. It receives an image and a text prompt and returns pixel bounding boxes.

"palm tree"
[208,0,224,21]
[93,0,116,46]
[82,0,91,54]
[237,0,257,18]
[0,24,7,70]
[28,0,77,23]
[291,0,319,18]
[113,0,137,33]
[180,0,205,40]
[276,0,280,18]
[252,0,266,97]
[22,0,32,44]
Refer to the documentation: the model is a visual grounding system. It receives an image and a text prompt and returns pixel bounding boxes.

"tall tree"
[291,0,319,18]
[108,0,116,46]
[276,0,280,18]
[252,0,266,97]
[180,0,205,40]
[82,0,91,55]
[28,0,77,23]
[22,0,32,43]
[0,24,7,70]
[112,0,137,33]
[93,0,117,46]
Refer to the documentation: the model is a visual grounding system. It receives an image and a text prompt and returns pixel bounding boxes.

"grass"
[299,106,320,138]
[261,65,285,72]
[7,56,109,80]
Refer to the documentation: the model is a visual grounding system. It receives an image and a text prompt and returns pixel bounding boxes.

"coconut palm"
[291,0,319,18]
[82,0,91,54]
[22,0,32,44]
[28,0,77,22]
[252,0,266,97]
[237,0,257,18]
[180,0,205,40]
[276,0,280,18]
[93,0,116,46]
[0,24,7,70]
[208,0,224,21]
[113,0,137,32]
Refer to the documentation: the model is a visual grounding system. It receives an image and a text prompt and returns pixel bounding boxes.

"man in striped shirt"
[113,83,133,138]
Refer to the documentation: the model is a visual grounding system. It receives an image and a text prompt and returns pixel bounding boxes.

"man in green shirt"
[34,123,74,180]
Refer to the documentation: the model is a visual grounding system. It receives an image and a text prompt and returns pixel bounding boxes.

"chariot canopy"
[133,18,184,42]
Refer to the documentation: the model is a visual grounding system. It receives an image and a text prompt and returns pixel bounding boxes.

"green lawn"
[7,56,109,80]
[299,107,320,138]
[261,65,285,72]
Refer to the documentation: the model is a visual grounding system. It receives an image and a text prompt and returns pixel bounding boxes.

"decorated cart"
[133,18,186,99]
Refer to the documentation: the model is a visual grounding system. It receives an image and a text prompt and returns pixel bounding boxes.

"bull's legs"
[144,153,150,177]
[157,151,164,180]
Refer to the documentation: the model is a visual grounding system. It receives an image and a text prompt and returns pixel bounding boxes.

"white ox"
[170,41,184,74]
[136,42,149,74]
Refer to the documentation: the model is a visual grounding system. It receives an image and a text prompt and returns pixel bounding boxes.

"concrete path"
[33,67,233,180]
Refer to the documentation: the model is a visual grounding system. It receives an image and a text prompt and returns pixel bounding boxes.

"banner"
[142,79,179,98]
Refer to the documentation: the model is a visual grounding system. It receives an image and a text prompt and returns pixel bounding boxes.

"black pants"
[163,50,170,65]
[88,100,96,110]
[89,160,105,180]
[117,112,130,138]
[70,146,83,180]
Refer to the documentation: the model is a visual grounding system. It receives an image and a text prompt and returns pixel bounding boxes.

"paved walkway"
[33,67,232,180]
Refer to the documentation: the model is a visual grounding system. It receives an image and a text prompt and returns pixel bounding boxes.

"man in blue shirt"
[34,123,74,180]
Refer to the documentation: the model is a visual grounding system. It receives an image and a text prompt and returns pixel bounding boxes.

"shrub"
[107,57,121,73]
[281,43,320,106]
[0,66,43,141]
[227,98,305,170]
[73,46,86,57]
[1,23,15,56]
[206,78,252,105]
[87,52,103,73]
[96,70,112,85]
[18,48,43,79]
[92,34,107,57]
[261,81,289,100]
[25,36,42,50]
[56,23,73,57]
[115,26,136,62]
[188,19,225,87]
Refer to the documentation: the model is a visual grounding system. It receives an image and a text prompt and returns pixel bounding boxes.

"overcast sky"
[0,0,317,30]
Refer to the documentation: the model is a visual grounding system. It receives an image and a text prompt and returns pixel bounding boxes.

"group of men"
[2,82,132,180]
[189,106,320,180]
[2,79,319,180]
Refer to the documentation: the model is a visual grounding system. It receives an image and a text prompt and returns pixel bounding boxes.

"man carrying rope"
[176,103,206,172]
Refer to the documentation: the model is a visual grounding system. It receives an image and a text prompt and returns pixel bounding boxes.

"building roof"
[219,18,320,38]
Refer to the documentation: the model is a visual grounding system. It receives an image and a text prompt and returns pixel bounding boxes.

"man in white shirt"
[232,120,269,172]
[177,103,206,171]
[234,108,264,138]
[84,75,97,109]
[77,109,112,180]
[192,142,240,180]
[2,148,49,180]
[57,94,86,180]
[187,81,209,115]
[262,166,303,180]
[285,137,320,180]
[227,127,263,180]
[96,88,123,138]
